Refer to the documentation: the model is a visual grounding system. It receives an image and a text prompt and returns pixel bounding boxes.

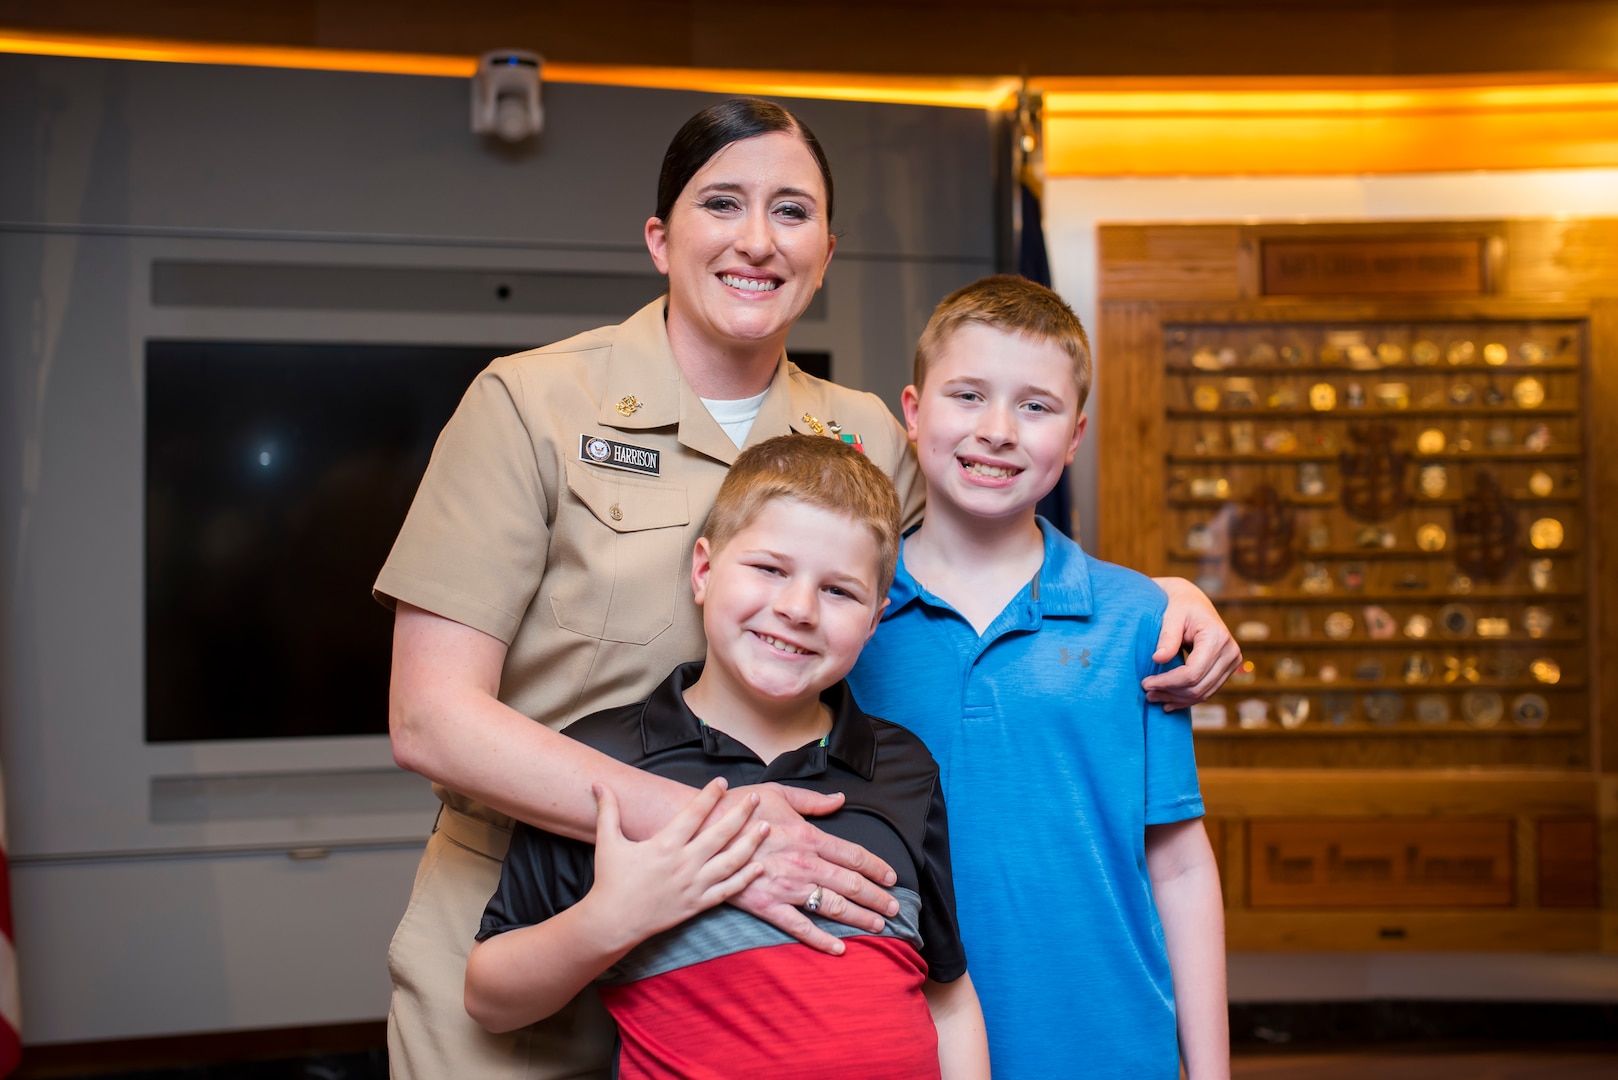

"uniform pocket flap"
[564,458,689,533]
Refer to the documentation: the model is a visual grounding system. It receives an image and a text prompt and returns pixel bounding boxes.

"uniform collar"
[884,516,1095,620]
[640,662,879,780]
[598,298,846,466]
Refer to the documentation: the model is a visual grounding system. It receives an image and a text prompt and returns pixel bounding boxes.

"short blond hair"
[913,275,1093,408]
[704,435,900,598]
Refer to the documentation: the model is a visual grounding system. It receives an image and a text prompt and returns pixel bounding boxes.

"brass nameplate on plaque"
[1262,238,1486,296]
[1248,819,1513,908]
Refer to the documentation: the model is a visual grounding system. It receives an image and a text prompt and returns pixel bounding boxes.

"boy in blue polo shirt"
[847,276,1229,1079]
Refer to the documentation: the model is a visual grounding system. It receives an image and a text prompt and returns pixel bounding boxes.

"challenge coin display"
[1511,693,1549,729]
[1461,690,1505,728]
[1529,517,1564,550]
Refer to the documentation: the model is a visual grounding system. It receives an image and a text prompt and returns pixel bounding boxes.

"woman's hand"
[713,783,900,955]
[1145,576,1241,710]
[584,778,768,950]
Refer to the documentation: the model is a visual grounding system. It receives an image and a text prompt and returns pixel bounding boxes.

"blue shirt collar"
[885,516,1095,620]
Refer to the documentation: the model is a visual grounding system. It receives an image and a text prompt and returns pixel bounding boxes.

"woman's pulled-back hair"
[655,98,835,223]
[703,435,899,598]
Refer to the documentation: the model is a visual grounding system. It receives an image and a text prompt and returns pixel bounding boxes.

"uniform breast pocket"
[549,459,691,645]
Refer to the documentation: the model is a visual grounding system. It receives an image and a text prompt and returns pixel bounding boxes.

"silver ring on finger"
[804,884,824,913]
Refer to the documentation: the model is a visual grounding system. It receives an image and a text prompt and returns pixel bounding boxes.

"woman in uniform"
[375,97,1239,1080]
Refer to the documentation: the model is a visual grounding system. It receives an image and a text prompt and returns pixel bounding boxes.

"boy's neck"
[682,668,833,765]
[903,502,1047,635]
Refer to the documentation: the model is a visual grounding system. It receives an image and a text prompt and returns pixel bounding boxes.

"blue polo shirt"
[847,518,1203,1079]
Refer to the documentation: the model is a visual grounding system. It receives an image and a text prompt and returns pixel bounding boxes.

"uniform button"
[609,504,623,521]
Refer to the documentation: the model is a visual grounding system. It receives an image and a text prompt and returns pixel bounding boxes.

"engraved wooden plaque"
[1248,819,1513,907]
[1262,238,1486,296]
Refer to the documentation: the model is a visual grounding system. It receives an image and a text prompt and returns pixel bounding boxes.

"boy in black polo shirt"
[465,435,987,1079]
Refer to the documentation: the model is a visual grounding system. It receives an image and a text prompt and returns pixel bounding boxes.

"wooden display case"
[1097,221,1617,952]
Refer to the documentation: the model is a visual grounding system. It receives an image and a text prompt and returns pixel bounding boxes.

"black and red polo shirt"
[477,662,965,1079]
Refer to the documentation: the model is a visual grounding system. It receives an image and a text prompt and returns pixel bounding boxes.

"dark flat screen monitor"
[145,341,500,742]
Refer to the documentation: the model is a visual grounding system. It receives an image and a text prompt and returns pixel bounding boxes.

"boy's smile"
[901,322,1086,526]
[689,498,886,729]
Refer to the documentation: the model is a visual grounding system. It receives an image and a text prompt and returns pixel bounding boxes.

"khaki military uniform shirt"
[375,297,924,1080]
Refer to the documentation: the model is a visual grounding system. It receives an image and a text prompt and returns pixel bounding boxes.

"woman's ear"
[645,216,671,275]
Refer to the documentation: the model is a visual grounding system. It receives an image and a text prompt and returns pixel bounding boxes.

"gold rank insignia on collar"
[800,412,826,434]
[615,395,642,416]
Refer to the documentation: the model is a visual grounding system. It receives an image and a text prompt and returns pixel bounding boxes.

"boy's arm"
[1145,817,1230,1080]
[925,973,990,1080]
[1145,577,1241,709]
[464,779,767,1033]
[391,603,900,956]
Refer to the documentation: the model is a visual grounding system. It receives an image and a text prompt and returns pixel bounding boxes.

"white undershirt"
[700,388,770,448]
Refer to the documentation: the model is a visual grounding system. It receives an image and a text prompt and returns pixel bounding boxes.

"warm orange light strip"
[1040,75,1618,175]
[0,28,1020,110]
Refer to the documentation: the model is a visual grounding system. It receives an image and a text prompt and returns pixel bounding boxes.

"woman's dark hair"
[654,98,835,223]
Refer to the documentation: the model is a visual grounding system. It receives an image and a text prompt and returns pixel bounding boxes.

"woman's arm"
[1145,577,1242,709]
[1145,817,1229,1080]
[925,973,990,1080]
[390,603,898,952]
[465,780,765,1032]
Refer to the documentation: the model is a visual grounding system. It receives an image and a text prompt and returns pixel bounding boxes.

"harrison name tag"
[580,434,661,476]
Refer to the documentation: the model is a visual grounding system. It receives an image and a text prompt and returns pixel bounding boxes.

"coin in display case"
[1529,558,1554,592]
[1224,378,1257,408]
[1189,477,1231,499]
[1417,428,1447,455]
[1279,345,1304,365]
[1193,385,1221,411]
[1519,341,1547,364]
[1404,613,1433,639]
[1531,658,1562,685]
[1476,617,1510,638]
[1229,421,1256,454]
[1402,654,1433,685]
[1345,383,1366,409]
[1364,692,1403,726]
[1449,381,1476,406]
[1190,703,1228,730]
[1192,348,1224,371]
[1418,464,1448,497]
[1448,569,1474,595]
[1462,690,1505,728]
[1522,606,1554,639]
[1375,383,1410,409]
[1318,663,1341,684]
[1355,525,1394,549]
[1323,693,1354,725]
[1300,562,1333,593]
[1237,698,1271,729]
[1525,423,1553,451]
[1323,611,1355,639]
[1444,655,1481,684]
[1512,693,1549,729]
[1416,523,1447,551]
[1185,524,1215,552]
[1482,383,1506,407]
[1528,470,1554,497]
[1267,385,1300,410]
[1347,343,1378,369]
[1273,656,1307,684]
[1340,563,1366,591]
[1513,377,1546,408]
[1487,653,1525,681]
[1363,605,1398,639]
[1250,342,1278,365]
[1277,694,1311,729]
[1529,517,1564,550]
[1235,620,1271,642]
[1439,603,1474,637]
[1309,383,1338,411]
[1416,694,1452,725]
[1261,429,1299,453]
[1485,422,1513,449]
[1354,659,1386,682]
[1297,462,1327,496]
[1448,340,1476,366]
[1412,340,1441,366]
[1483,342,1509,366]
